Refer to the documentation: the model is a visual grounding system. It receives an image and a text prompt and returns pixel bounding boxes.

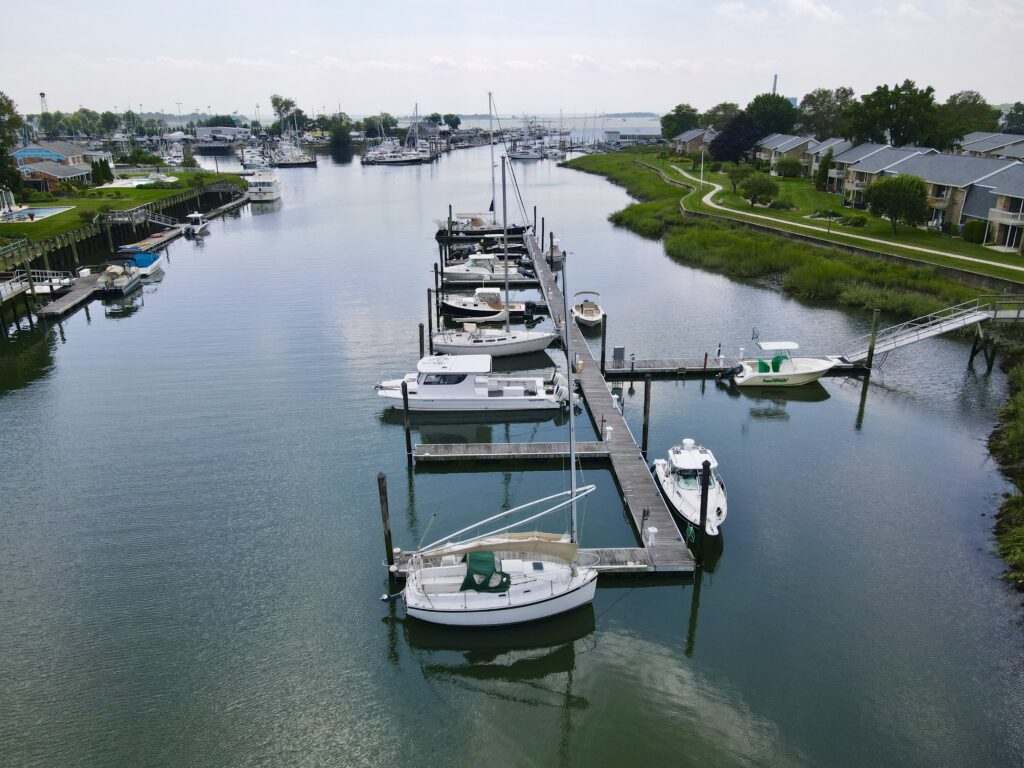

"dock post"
[418,323,424,358]
[401,381,413,466]
[426,291,435,354]
[641,374,652,459]
[540,218,545,256]
[865,308,881,369]
[600,314,608,374]
[698,459,711,560]
[433,262,439,294]
[533,205,537,232]
[377,473,395,567]
[549,231,554,259]
[438,241,444,267]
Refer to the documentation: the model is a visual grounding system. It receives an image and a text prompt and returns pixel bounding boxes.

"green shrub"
[846,215,867,227]
[709,161,722,172]
[962,219,988,244]
[769,197,795,210]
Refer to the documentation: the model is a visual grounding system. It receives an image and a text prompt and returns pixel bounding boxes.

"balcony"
[828,168,845,179]
[846,179,868,191]
[928,195,950,210]
[989,207,1024,225]
[755,151,771,162]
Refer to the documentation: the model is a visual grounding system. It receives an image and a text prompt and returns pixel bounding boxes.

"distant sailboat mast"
[489,92,497,225]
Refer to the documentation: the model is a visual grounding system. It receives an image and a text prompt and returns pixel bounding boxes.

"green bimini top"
[460,551,512,593]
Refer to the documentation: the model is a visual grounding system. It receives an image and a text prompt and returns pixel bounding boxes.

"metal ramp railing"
[841,299,993,363]
[102,208,180,227]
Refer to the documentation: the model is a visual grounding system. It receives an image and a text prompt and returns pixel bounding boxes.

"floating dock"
[35,273,102,318]
[602,355,867,380]
[413,441,611,462]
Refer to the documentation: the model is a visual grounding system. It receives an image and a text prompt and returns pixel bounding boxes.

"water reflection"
[0,322,55,395]
[102,291,145,320]
[249,199,283,216]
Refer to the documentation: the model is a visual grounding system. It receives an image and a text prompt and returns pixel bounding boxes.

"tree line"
[662,85,1024,163]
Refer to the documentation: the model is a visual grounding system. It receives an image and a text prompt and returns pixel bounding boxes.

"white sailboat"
[389,256,597,626]
[440,287,533,319]
[433,158,556,357]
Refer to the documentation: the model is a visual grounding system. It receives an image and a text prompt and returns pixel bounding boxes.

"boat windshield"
[421,374,467,385]
[673,468,717,490]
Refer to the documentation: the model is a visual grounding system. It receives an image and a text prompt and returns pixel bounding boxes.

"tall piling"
[377,473,395,567]
[865,308,881,369]
[641,374,652,459]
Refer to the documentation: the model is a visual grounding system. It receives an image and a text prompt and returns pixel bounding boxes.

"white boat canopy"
[416,354,492,374]
[756,341,800,351]
[668,438,719,470]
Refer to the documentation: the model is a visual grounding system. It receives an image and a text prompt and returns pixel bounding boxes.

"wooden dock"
[603,355,867,379]
[35,273,102,318]
[414,441,611,462]
[529,236,694,574]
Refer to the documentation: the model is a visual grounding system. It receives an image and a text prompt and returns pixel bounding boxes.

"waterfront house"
[973,164,1024,252]
[753,134,815,171]
[804,138,852,178]
[827,143,891,194]
[842,147,931,206]
[671,127,718,154]
[958,132,1024,158]
[19,160,92,192]
[12,141,87,167]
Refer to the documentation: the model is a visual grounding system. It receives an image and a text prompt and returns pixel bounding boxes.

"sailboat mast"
[501,159,510,333]
[561,258,578,544]
[489,92,496,225]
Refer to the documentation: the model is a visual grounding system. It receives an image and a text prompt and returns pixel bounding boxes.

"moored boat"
[652,438,728,536]
[727,341,833,387]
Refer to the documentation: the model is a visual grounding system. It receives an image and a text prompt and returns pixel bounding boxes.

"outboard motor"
[716,364,744,381]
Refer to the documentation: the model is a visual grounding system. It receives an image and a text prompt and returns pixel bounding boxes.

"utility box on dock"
[612,346,625,370]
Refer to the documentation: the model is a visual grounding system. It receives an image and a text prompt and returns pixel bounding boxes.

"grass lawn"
[0,172,247,242]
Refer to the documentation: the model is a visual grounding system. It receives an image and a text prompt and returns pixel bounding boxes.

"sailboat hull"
[405,572,597,627]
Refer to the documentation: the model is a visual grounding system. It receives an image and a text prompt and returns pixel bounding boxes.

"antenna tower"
[39,92,49,113]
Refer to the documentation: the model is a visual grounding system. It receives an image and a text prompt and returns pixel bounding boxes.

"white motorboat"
[570,291,603,327]
[119,249,163,277]
[730,341,834,387]
[432,322,556,357]
[507,145,544,160]
[95,264,142,296]
[376,354,570,412]
[442,255,535,285]
[184,212,209,237]
[652,438,728,537]
[388,250,598,627]
[441,287,533,319]
[248,168,281,202]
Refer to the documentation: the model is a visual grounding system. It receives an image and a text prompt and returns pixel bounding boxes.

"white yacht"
[570,291,603,327]
[442,255,535,285]
[730,341,834,387]
[432,322,557,357]
[183,212,209,237]
[652,438,728,536]
[376,355,571,412]
[248,168,281,202]
[507,145,544,160]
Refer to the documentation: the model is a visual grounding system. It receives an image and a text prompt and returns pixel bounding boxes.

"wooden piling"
[641,374,652,459]
[377,473,395,567]
[418,323,424,358]
[433,262,439,295]
[865,308,881,369]
[533,205,537,232]
[540,217,545,256]
[600,314,608,374]
[401,380,413,465]
[698,460,710,556]
[426,290,435,354]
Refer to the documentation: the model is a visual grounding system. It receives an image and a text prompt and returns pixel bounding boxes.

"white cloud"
[320,57,418,72]
[503,59,554,72]
[428,56,457,68]
[617,58,664,72]
[225,57,275,70]
[152,56,204,70]
[786,0,841,20]
[569,54,603,71]
[715,1,768,21]
[671,58,709,73]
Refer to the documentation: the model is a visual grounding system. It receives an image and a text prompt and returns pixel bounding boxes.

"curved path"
[664,164,1024,277]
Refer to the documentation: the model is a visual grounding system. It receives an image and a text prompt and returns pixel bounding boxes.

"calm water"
[1,147,1022,768]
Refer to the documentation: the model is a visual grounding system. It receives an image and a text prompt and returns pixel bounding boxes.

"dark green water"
[1,148,1022,767]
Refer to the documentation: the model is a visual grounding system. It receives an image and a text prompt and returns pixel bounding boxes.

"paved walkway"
[665,164,1024,277]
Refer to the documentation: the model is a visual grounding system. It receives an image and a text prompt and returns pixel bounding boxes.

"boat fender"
[379,591,404,603]
[716,364,743,380]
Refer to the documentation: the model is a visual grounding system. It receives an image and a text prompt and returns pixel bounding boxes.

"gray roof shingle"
[849,147,922,174]
[880,154,1017,188]
[18,141,87,159]
[962,134,1024,153]
[998,144,1024,160]
[985,163,1024,200]
[19,160,91,179]
[832,143,889,165]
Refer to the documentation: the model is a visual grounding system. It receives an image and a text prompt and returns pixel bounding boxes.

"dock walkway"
[529,237,694,574]
[414,441,610,462]
[35,273,101,318]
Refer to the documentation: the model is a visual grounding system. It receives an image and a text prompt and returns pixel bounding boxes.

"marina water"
[1,146,1022,767]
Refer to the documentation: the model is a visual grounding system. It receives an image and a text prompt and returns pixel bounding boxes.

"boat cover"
[460,551,511,592]
[423,532,578,563]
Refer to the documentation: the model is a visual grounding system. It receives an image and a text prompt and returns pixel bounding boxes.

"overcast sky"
[4,0,1021,118]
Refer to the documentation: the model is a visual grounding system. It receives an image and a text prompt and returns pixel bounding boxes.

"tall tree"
[0,92,24,192]
[798,87,854,138]
[709,112,762,162]
[270,94,297,121]
[725,165,752,193]
[425,112,442,125]
[700,102,740,129]
[1005,102,1024,135]
[941,90,1000,140]
[99,111,119,133]
[814,148,834,190]
[740,172,778,207]
[864,175,929,235]
[840,80,943,147]
[442,113,461,130]
[745,93,800,135]
[660,103,700,139]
